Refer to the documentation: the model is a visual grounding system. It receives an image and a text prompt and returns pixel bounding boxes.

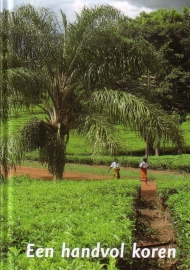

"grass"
[0,107,45,137]
[21,160,142,178]
[156,178,190,268]
[0,106,151,155]
[2,108,190,270]
[20,160,190,183]
[64,164,180,181]
[2,176,140,269]
[2,107,190,173]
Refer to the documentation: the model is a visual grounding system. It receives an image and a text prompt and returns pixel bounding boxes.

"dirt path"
[9,166,110,180]
[9,165,157,194]
[137,182,177,269]
[140,181,156,196]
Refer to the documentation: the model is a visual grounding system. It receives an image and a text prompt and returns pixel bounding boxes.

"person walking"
[108,158,120,179]
[139,157,149,184]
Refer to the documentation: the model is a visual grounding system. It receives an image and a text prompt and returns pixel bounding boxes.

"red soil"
[9,166,109,180]
[9,165,156,196]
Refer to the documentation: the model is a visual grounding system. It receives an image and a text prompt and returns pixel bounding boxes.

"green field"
[0,108,45,138]
[2,109,190,269]
[1,176,140,269]
[2,107,190,173]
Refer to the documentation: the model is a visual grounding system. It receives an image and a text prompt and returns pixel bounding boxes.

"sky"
[4,0,190,22]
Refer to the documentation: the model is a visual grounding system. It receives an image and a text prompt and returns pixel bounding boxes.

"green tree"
[126,7,190,120]
[2,5,184,179]
[0,10,24,180]
[6,4,131,179]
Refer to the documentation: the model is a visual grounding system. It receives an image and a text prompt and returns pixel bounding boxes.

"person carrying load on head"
[139,157,149,184]
[108,158,120,179]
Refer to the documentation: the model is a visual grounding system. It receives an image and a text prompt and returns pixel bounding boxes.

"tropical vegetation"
[1,4,189,179]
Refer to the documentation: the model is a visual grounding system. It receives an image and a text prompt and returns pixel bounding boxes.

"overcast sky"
[12,0,190,22]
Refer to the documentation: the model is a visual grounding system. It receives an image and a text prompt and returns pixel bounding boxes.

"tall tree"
[2,5,184,179]
[126,7,190,121]
[6,4,132,179]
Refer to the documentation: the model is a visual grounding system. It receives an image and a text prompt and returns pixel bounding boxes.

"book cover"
[1,0,190,269]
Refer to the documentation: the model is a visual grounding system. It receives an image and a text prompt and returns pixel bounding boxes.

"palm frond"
[0,133,24,180]
[7,67,50,104]
[79,114,127,156]
[91,89,184,150]
[91,88,150,128]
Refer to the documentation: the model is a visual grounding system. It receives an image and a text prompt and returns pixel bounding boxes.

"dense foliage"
[122,7,190,120]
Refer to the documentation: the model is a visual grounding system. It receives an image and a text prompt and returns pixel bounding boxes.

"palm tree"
[2,4,184,179]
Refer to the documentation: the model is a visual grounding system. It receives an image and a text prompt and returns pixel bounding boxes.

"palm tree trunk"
[53,172,63,180]
[145,139,149,158]
[155,141,160,156]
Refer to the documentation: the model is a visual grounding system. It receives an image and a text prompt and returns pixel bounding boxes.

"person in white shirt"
[139,157,149,184]
[108,158,120,179]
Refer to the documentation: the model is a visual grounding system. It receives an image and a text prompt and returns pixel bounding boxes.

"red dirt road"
[9,166,156,196]
[9,166,110,180]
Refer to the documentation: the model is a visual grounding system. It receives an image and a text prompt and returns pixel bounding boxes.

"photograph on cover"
[1,0,190,269]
